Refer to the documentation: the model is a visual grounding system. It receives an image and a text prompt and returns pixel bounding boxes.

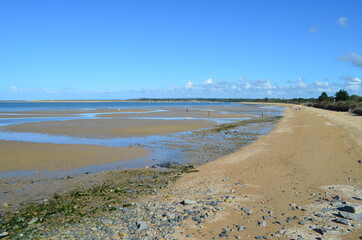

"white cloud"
[204,78,213,85]
[314,81,329,87]
[344,76,361,91]
[9,86,24,92]
[184,81,194,90]
[337,17,348,27]
[297,78,307,88]
[309,26,319,33]
[338,52,362,67]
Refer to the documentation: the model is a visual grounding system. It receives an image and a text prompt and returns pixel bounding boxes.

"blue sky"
[1,0,361,100]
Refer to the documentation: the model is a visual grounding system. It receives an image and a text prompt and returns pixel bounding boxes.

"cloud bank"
[5,75,361,100]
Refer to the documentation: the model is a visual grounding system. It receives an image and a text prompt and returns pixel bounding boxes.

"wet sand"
[0,141,148,172]
[0,106,256,173]
[2,107,252,139]
[4,118,216,138]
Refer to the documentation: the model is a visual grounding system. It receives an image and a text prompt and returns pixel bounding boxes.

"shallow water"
[0,102,284,178]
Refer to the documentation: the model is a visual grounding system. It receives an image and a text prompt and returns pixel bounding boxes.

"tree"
[335,89,349,101]
[350,94,362,102]
[318,92,328,102]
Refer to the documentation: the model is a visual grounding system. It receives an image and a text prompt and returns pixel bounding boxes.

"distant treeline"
[313,90,362,115]
[134,98,316,104]
[136,90,362,115]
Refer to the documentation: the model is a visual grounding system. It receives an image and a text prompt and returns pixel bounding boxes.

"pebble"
[258,221,267,227]
[237,226,245,231]
[27,217,39,225]
[241,207,252,215]
[0,232,9,237]
[181,200,196,205]
[136,221,148,231]
[101,218,113,225]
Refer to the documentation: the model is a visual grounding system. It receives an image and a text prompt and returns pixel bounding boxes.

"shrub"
[351,107,362,116]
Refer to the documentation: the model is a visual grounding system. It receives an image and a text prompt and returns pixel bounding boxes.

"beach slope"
[155,106,362,239]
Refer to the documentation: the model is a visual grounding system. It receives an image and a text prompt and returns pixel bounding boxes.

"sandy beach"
[145,105,361,239]
[1,105,361,239]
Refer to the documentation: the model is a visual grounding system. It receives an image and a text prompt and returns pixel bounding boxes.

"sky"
[1,0,362,100]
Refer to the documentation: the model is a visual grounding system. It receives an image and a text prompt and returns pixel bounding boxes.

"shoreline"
[1,105,361,239]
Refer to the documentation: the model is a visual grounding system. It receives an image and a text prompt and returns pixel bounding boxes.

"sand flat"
[0,141,148,172]
[4,118,216,138]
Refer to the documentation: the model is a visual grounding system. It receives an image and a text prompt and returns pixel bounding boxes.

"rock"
[255,236,267,239]
[101,218,113,225]
[27,217,39,225]
[333,218,349,225]
[321,208,334,213]
[181,200,196,205]
[339,211,362,222]
[164,212,176,220]
[136,221,148,231]
[237,226,245,231]
[338,204,362,214]
[263,215,271,220]
[314,228,326,235]
[209,201,219,206]
[241,207,252,215]
[258,221,267,227]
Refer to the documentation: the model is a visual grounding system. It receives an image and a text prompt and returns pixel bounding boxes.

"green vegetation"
[314,90,362,114]
[137,90,362,115]
[0,168,194,239]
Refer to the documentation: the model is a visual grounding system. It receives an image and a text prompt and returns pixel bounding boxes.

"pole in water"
[262,112,263,118]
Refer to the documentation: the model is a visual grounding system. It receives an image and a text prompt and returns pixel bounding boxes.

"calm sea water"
[0,101,245,112]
